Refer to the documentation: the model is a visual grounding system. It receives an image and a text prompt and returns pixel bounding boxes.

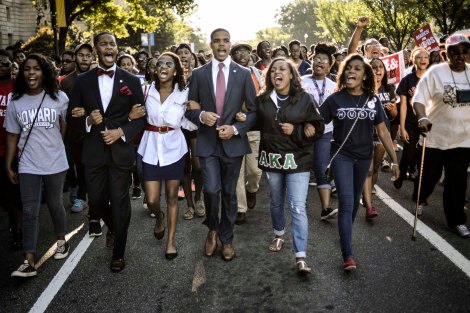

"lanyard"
[311,77,326,105]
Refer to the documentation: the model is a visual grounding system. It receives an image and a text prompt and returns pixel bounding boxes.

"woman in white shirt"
[138,52,197,259]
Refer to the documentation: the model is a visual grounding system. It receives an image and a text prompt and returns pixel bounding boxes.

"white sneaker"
[454,225,470,238]
[11,260,37,278]
[54,242,70,260]
[71,199,89,213]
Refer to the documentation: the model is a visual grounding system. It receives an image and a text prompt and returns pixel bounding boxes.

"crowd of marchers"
[1,15,469,278]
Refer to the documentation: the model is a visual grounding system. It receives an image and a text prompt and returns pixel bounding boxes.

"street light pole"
[49,0,59,55]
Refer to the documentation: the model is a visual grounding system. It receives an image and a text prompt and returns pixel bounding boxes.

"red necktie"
[215,63,226,119]
[96,68,115,78]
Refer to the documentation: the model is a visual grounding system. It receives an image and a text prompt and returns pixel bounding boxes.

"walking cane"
[412,134,426,241]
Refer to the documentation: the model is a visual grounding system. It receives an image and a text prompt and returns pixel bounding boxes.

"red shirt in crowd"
[0,81,13,157]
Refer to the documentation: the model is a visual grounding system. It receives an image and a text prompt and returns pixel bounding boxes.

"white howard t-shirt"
[4,90,69,174]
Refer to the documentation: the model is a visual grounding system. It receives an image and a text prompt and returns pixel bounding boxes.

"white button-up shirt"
[97,64,116,112]
[138,83,197,166]
[211,56,231,94]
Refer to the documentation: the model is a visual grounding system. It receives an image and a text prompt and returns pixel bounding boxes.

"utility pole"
[49,0,59,55]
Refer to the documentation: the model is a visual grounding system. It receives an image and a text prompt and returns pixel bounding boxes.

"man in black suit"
[69,32,145,272]
[185,28,257,261]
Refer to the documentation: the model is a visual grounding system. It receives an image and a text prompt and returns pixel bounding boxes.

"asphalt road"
[1,158,470,313]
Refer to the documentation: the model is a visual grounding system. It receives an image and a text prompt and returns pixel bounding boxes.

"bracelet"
[418,117,429,122]
[390,163,398,168]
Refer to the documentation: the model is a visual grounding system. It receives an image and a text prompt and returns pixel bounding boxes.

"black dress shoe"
[110,258,125,272]
[165,251,178,260]
[235,212,246,225]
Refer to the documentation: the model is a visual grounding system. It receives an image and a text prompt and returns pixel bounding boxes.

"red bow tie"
[96,68,115,78]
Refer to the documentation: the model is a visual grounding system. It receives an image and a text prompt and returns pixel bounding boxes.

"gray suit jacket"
[185,60,257,157]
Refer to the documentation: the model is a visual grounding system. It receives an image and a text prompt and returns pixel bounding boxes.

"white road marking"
[375,186,470,278]
[192,260,206,294]
[29,224,95,313]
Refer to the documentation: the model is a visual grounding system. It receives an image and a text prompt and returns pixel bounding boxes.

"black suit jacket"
[185,60,257,158]
[69,66,145,168]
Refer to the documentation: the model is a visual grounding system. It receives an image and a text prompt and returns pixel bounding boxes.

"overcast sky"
[189,0,292,42]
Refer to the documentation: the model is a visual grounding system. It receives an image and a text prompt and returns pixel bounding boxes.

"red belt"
[145,125,174,133]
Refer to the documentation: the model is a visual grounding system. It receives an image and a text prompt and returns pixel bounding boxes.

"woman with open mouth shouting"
[5,54,70,278]
[255,57,324,274]
[319,54,399,271]
[137,52,197,260]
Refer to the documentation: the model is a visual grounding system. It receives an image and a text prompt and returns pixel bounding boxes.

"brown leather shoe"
[235,212,246,225]
[110,258,125,272]
[246,190,256,209]
[205,230,218,257]
[221,244,235,261]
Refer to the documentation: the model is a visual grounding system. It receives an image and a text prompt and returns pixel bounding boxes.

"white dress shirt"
[138,83,197,166]
[86,64,117,132]
[98,64,116,112]
[211,56,231,94]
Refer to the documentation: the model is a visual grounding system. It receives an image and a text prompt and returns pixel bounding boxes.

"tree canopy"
[52,0,196,52]
[274,0,470,51]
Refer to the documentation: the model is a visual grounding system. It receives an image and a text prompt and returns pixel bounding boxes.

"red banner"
[380,51,406,86]
[413,24,440,51]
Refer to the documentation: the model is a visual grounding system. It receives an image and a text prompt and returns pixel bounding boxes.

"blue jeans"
[314,131,333,189]
[19,171,67,255]
[266,171,310,258]
[332,154,371,260]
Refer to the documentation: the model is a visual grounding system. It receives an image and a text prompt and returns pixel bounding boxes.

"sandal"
[296,260,312,274]
[184,207,194,220]
[268,237,284,252]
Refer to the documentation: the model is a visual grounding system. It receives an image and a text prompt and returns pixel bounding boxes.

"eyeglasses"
[156,61,175,68]
[447,48,469,56]
[62,60,74,64]
[0,61,12,67]
[313,57,330,64]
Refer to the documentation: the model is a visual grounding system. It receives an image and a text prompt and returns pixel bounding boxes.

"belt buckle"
[159,126,168,134]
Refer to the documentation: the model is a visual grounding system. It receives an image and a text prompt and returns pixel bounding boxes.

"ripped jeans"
[266,171,310,258]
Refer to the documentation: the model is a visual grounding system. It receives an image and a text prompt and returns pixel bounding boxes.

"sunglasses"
[313,57,330,64]
[156,61,175,68]
[62,60,74,63]
[0,61,12,67]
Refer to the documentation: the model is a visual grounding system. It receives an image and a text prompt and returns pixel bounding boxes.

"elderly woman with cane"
[412,34,470,238]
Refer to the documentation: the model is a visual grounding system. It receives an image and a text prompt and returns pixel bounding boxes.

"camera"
[456,89,470,103]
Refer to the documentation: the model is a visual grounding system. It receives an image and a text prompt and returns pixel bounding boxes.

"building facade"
[0,0,37,48]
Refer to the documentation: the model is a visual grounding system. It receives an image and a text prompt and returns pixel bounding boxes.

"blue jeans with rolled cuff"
[266,171,310,258]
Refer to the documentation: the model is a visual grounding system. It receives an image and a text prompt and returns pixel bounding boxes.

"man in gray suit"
[185,28,257,261]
